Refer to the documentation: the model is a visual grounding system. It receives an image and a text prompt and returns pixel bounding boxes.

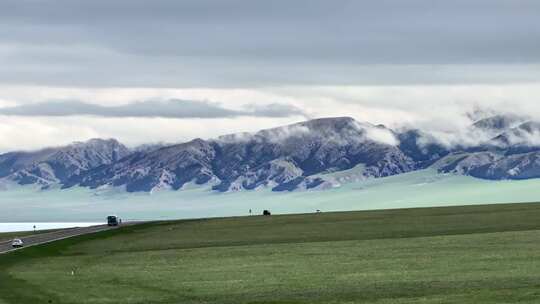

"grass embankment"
[2,203,540,303]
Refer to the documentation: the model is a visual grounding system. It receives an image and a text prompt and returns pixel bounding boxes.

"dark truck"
[107,215,120,226]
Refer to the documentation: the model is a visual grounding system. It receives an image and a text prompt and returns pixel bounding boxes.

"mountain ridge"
[2,115,540,192]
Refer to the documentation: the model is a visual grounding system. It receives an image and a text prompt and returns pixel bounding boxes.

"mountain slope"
[72,138,217,192]
[73,117,416,192]
[472,114,526,134]
[436,150,540,180]
[211,117,414,192]
[0,139,130,188]
[434,117,540,180]
[3,114,540,193]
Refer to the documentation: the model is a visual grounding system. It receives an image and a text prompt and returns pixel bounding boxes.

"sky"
[0,0,539,152]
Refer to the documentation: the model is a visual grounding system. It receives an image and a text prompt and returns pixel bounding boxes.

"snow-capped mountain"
[435,150,540,180]
[71,117,415,192]
[0,139,130,188]
[2,115,540,192]
[471,114,527,134]
[435,116,540,180]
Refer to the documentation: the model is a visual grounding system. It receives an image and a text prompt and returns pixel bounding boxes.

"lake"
[0,222,104,233]
[1,169,540,225]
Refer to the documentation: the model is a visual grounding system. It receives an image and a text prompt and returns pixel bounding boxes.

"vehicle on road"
[107,215,119,226]
[11,238,24,248]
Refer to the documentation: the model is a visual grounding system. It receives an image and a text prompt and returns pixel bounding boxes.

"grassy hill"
[2,203,540,303]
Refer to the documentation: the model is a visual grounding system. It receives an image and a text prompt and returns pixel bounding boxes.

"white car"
[11,238,24,248]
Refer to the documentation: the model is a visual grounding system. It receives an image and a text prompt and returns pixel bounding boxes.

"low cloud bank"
[0,99,306,119]
[411,110,540,150]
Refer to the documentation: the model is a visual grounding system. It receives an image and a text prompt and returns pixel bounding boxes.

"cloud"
[0,0,539,87]
[365,126,398,146]
[0,99,306,119]
[247,103,308,118]
[0,116,306,153]
[1,84,540,152]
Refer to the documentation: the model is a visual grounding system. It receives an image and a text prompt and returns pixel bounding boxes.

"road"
[0,224,124,254]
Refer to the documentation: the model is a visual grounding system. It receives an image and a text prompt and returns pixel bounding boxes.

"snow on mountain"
[0,139,130,188]
[3,115,540,193]
[68,117,415,192]
[472,114,527,134]
[489,121,540,150]
[433,116,540,180]
[435,150,540,180]
[71,138,217,192]
[397,129,450,168]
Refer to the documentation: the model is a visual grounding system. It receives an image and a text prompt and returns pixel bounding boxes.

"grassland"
[2,203,540,303]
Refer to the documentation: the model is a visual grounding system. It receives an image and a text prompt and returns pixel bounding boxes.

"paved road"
[0,224,124,254]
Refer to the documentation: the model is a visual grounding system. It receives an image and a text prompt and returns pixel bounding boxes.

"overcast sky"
[0,0,539,151]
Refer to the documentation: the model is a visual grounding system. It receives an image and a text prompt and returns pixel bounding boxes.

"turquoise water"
[0,223,103,233]
[1,169,540,222]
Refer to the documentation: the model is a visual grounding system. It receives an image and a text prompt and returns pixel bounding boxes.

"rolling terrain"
[2,203,540,303]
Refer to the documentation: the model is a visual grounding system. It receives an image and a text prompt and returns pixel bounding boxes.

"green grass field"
[2,203,540,304]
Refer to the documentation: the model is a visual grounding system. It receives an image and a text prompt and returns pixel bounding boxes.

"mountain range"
[1,114,540,193]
